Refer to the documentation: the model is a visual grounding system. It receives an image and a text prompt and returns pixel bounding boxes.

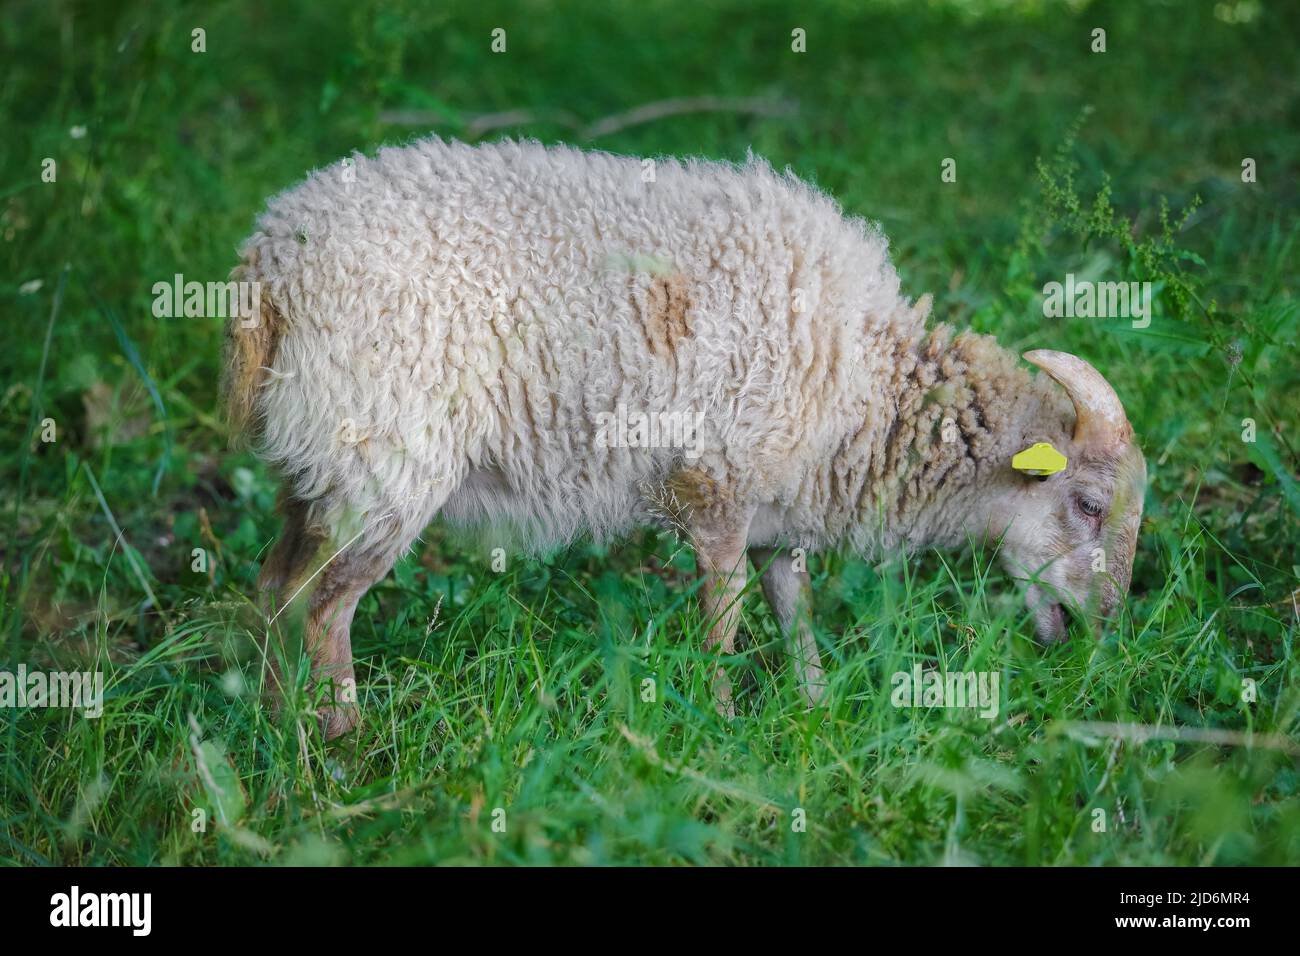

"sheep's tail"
[220,259,282,441]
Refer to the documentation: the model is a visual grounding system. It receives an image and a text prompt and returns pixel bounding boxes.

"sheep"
[224,137,1147,738]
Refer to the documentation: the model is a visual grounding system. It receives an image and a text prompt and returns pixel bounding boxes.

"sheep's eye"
[1077,497,1104,518]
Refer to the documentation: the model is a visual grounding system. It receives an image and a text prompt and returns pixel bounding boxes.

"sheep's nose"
[1097,579,1121,620]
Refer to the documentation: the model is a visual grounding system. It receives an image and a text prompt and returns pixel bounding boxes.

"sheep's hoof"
[713,690,737,720]
[318,701,360,740]
[800,672,828,709]
[709,666,737,719]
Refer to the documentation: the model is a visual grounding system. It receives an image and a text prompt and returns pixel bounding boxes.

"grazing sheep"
[224,137,1147,737]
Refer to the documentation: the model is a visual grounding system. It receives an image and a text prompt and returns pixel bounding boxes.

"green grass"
[2,0,1298,865]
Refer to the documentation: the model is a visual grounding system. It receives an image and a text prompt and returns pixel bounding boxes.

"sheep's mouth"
[1026,584,1073,643]
[1033,601,1069,642]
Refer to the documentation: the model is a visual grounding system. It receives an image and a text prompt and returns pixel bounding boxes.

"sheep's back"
[239,138,924,545]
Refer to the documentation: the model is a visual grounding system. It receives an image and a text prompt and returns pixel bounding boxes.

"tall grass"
[1,0,1297,865]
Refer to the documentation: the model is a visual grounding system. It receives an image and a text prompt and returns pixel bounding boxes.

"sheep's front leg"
[749,547,826,707]
[691,516,754,719]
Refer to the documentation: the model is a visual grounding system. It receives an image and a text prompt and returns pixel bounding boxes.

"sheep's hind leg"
[749,547,826,708]
[301,513,427,740]
[256,494,326,704]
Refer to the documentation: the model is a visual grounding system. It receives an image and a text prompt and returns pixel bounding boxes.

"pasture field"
[1,0,1297,865]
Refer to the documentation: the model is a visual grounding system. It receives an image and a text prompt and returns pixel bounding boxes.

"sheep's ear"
[1012,441,1068,477]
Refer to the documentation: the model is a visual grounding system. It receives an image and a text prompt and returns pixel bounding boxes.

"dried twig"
[1054,720,1300,755]
[581,95,796,139]
[380,95,797,141]
[467,108,580,138]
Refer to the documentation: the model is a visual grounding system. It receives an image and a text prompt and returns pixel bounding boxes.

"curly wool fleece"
[225,137,1068,562]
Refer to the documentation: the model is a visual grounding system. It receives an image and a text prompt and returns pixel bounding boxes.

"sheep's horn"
[1023,350,1131,450]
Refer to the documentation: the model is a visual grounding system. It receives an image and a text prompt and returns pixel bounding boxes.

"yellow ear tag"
[1012,442,1068,477]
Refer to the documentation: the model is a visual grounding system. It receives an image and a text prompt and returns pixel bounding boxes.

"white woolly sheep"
[224,137,1147,737]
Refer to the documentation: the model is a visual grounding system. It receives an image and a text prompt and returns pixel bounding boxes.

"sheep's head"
[990,350,1147,641]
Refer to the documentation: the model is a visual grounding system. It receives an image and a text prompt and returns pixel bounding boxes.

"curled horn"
[1023,350,1131,450]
